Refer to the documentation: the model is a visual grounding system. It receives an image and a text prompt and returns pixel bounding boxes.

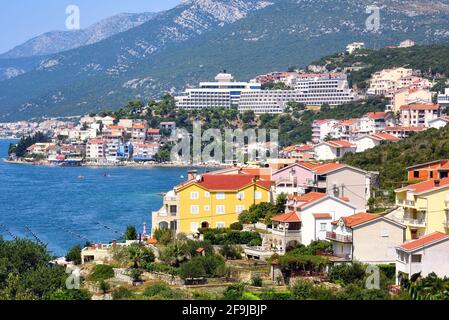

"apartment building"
[174,173,272,234]
[328,213,405,264]
[311,119,340,143]
[86,139,110,163]
[400,103,441,127]
[367,67,414,97]
[393,178,449,240]
[313,140,356,161]
[396,232,449,284]
[437,88,449,107]
[390,87,433,113]
[175,72,261,110]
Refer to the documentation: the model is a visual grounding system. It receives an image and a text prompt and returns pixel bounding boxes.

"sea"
[0,139,205,256]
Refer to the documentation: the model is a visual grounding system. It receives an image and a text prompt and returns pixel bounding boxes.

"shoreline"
[1,158,234,169]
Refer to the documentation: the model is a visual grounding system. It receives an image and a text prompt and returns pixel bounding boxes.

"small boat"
[78,175,85,179]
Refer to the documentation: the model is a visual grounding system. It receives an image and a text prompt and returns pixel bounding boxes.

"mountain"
[2,0,449,121]
[0,12,159,59]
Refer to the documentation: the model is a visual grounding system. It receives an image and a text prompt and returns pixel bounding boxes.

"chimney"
[188,170,197,181]
[435,179,441,187]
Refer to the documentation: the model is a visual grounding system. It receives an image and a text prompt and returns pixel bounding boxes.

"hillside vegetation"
[312,44,449,88]
[343,125,449,188]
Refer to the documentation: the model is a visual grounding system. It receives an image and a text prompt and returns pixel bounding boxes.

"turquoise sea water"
[0,139,201,256]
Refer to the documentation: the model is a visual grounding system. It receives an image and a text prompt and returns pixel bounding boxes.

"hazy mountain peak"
[0,12,159,59]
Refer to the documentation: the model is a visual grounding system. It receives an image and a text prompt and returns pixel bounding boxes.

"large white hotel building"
[175,72,358,114]
[174,73,261,110]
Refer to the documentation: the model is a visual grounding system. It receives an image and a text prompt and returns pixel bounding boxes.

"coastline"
[1,158,233,169]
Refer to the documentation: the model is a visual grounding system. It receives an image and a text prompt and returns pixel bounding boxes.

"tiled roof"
[271,211,301,223]
[288,192,327,206]
[313,213,332,219]
[370,133,401,141]
[176,174,271,191]
[332,213,379,228]
[364,112,386,120]
[398,178,449,194]
[385,126,426,132]
[399,232,449,251]
[88,139,110,144]
[312,163,345,174]
[400,103,440,111]
[326,140,355,148]
[147,129,160,134]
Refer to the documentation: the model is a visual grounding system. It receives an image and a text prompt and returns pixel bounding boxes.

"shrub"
[328,262,367,286]
[125,225,138,241]
[257,290,292,300]
[222,283,246,300]
[98,280,111,294]
[230,222,243,231]
[89,264,115,282]
[145,262,179,276]
[153,228,174,245]
[125,243,156,269]
[251,275,263,287]
[128,268,143,282]
[112,287,134,300]
[46,289,92,300]
[179,255,227,279]
[378,264,396,281]
[220,244,242,260]
[291,280,335,300]
[143,283,184,300]
[65,245,82,265]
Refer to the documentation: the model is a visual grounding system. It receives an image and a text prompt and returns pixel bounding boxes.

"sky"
[0,0,181,54]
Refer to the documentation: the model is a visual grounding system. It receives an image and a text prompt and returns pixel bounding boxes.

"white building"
[367,68,414,97]
[396,232,449,284]
[311,119,340,143]
[400,103,441,127]
[86,139,109,163]
[328,213,406,264]
[346,42,365,54]
[428,116,449,129]
[354,133,400,153]
[437,88,449,107]
[239,73,358,114]
[175,72,261,110]
[399,39,416,48]
[313,140,356,161]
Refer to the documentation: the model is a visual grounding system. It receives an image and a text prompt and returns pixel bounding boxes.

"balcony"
[403,218,426,228]
[271,228,302,238]
[397,199,416,207]
[326,231,353,243]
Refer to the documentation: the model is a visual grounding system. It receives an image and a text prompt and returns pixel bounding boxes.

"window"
[237,191,245,200]
[411,254,422,263]
[413,171,420,179]
[320,223,327,231]
[190,222,199,233]
[430,171,434,179]
[216,205,225,214]
[216,193,225,200]
[236,205,245,214]
[190,192,199,200]
[255,191,262,200]
[216,222,225,229]
[190,205,199,215]
[204,205,210,212]
[204,192,210,198]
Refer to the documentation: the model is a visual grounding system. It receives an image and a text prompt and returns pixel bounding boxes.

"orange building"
[407,160,449,181]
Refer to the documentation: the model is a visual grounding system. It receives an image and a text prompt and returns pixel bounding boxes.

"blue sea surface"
[0,139,202,256]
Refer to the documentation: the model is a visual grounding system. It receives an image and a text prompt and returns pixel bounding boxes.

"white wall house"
[328,213,406,264]
[428,116,449,129]
[313,140,356,161]
[354,133,400,153]
[285,192,358,246]
[396,232,449,284]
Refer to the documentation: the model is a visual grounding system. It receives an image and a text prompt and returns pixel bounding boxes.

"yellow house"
[175,174,272,234]
[395,178,449,240]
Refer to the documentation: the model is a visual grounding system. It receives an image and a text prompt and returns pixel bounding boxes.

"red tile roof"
[271,211,301,223]
[326,140,355,148]
[313,213,332,219]
[399,232,449,251]
[364,112,387,120]
[147,129,160,134]
[312,163,345,174]
[332,213,379,227]
[371,133,401,141]
[176,174,271,191]
[400,103,440,111]
[399,177,449,194]
[385,126,427,132]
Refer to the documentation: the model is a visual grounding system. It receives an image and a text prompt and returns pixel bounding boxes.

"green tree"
[65,244,82,265]
[125,225,138,241]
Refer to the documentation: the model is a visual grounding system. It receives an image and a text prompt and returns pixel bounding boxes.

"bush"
[179,255,227,279]
[153,228,174,245]
[328,262,367,285]
[143,283,184,300]
[230,222,243,231]
[112,287,134,300]
[46,289,92,300]
[378,264,396,281]
[128,268,143,282]
[222,283,246,300]
[125,225,138,241]
[89,264,115,282]
[257,290,292,300]
[219,244,242,260]
[65,245,82,265]
[145,262,179,276]
[251,275,263,287]
[291,279,335,300]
